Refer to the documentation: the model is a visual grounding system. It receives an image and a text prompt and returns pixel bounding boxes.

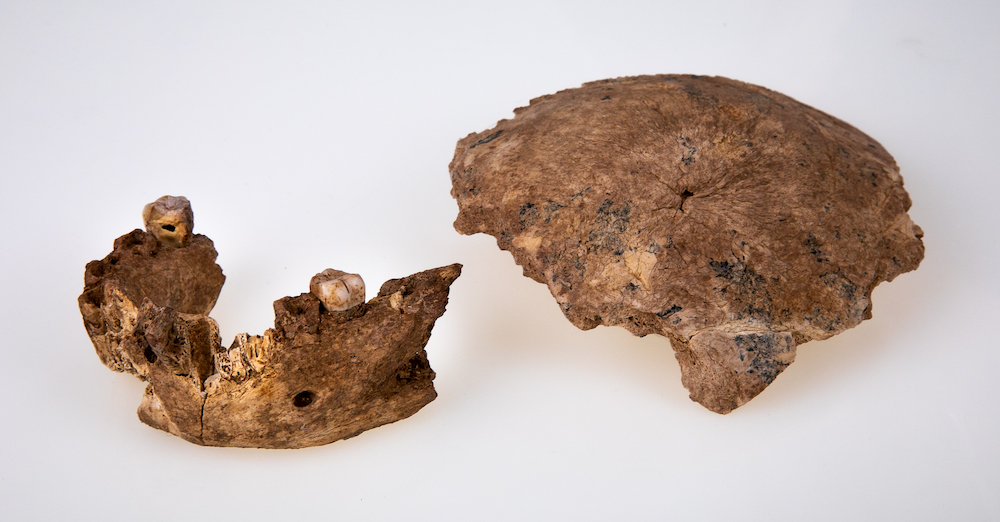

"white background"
[2,1,998,520]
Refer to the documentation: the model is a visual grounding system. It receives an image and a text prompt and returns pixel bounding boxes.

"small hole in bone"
[293,391,315,407]
[679,190,694,212]
[161,224,176,232]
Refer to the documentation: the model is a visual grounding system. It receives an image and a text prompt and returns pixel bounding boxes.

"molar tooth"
[309,269,365,311]
[142,195,194,247]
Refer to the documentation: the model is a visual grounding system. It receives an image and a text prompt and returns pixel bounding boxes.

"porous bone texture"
[449,74,924,413]
[79,229,461,448]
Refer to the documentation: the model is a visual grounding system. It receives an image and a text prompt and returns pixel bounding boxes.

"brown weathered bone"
[80,196,461,448]
[449,75,924,413]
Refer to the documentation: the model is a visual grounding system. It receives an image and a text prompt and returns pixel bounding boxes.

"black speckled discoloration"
[449,74,924,413]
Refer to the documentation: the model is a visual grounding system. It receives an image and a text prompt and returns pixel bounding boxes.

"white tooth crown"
[309,269,365,311]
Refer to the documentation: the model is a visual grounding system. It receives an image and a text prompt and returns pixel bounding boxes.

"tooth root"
[309,269,365,311]
[83,197,463,449]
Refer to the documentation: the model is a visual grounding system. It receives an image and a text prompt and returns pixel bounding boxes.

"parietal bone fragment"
[449,74,924,414]
[79,196,462,448]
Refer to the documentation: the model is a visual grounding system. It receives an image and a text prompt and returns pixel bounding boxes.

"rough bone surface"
[449,74,924,413]
[80,199,461,448]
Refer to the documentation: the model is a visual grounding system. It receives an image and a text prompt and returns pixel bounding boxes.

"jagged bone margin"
[79,196,462,448]
[449,75,923,413]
